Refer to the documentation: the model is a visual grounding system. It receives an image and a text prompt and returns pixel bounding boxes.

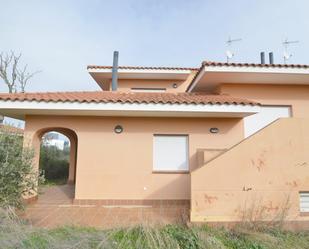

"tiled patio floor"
[19,185,189,229]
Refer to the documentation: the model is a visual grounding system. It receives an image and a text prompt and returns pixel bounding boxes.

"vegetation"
[39,142,70,184]
[0,209,309,249]
[0,129,40,209]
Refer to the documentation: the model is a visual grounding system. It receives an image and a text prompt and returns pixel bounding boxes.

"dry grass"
[237,195,292,232]
[0,208,309,249]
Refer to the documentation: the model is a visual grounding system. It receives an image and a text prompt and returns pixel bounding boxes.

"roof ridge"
[87,65,199,71]
[202,60,309,68]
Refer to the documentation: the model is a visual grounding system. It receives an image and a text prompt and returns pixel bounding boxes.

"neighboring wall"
[24,115,243,200]
[219,84,309,117]
[191,118,309,223]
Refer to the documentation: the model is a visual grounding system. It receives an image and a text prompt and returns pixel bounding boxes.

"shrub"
[111,225,200,249]
[162,225,200,249]
[39,145,69,182]
[0,129,40,209]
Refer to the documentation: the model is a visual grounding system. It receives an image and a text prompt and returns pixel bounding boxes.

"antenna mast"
[225,36,242,63]
[282,38,299,64]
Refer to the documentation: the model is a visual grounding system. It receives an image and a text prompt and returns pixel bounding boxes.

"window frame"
[152,134,189,173]
[131,88,166,93]
[300,192,309,214]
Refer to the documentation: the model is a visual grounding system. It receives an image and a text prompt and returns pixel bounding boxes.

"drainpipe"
[111,51,119,91]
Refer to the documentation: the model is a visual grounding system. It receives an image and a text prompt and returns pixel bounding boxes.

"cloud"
[0,0,308,93]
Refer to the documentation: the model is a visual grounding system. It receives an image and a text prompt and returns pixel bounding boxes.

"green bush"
[0,129,39,209]
[39,145,69,182]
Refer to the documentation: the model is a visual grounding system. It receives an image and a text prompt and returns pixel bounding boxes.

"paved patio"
[19,185,189,229]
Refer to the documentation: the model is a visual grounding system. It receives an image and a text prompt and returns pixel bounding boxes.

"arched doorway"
[33,127,78,199]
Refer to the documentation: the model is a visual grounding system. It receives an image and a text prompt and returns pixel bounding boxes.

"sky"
[1,0,309,94]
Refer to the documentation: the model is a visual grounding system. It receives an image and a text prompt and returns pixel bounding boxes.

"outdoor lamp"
[209,127,219,134]
[114,125,123,134]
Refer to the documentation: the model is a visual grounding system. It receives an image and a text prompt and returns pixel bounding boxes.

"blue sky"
[1,0,309,93]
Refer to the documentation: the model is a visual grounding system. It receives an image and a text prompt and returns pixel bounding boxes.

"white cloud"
[0,0,308,93]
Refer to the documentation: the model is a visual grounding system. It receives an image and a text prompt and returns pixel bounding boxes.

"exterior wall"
[105,71,197,92]
[219,84,309,117]
[191,118,309,223]
[115,79,184,92]
[23,115,244,200]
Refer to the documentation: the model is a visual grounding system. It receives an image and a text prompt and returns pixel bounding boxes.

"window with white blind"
[300,192,309,212]
[153,135,189,172]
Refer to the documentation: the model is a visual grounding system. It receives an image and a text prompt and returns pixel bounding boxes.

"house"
[0,56,309,225]
[0,124,24,135]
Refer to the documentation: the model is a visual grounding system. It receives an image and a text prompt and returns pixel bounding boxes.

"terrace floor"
[19,185,189,229]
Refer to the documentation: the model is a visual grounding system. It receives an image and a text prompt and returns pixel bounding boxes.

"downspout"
[111,51,119,91]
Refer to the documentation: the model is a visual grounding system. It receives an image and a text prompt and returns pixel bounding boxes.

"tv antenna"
[282,38,299,64]
[225,36,242,63]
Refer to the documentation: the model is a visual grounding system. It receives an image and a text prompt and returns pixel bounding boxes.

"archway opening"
[40,131,71,185]
[35,127,78,200]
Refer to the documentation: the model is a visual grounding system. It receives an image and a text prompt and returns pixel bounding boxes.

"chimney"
[260,52,265,64]
[111,51,119,91]
[269,52,274,64]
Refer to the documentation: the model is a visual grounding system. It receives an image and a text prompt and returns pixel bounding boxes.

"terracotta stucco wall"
[24,115,243,200]
[219,84,309,117]
[104,71,197,92]
[115,79,184,92]
[191,118,309,222]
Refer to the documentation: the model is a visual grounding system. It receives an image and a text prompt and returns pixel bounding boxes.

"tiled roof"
[186,60,309,91]
[88,61,309,72]
[87,65,199,71]
[202,61,309,69]
[0,91,259,106]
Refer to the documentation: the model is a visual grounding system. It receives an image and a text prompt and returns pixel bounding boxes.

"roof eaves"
[186,60,309,92]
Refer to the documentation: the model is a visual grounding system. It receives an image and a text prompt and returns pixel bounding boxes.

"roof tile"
[0,91,259,106]
[87,65,199,71]
[202,61,309,69]
[0,124,24,134]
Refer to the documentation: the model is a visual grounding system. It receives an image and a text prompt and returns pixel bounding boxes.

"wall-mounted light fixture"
[209,127,219,134]
[172,83,178,88]
[114,125,123,134]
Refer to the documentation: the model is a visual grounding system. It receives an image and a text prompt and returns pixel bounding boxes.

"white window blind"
[300,192,309,212]
[153,135,189,171]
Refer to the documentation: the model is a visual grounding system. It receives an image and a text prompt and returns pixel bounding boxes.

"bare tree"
[0,51,40,93]
[17,65,40,93]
